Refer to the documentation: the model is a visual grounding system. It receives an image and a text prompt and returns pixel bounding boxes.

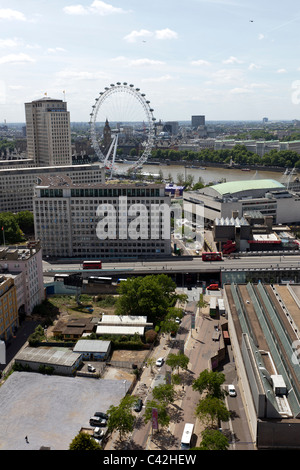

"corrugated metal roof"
[73,339,111,353]
[15,347,81,366]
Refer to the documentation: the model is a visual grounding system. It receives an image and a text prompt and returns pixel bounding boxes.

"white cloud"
[63,1,129,16]
[63,5,88,15]
[0,9,26,21]
[0,53,35,65]
[154,28,178,40]
[109,56,165,67]
[211,68,244,83]
[230,87,253,94]
[0,38,23,48]
[258,33,264,40]
[56,69,107,80]
[276,68,287,74]
[222,56,243,65]
[124,29,153,43]
[47,47,67,54]
[8,85,25,90]
[142,75,174,83]
[248,63,261,70]
[124,28,178,42]
[109,56,127,62]
[130,58,165,67]
[190,59,211,66]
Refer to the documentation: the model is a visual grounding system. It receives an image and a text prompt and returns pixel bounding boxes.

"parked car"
[175,317,181,324]
[94,411,108,420]
[93,427,105,439]
[89,416,107,427]
[156,357,164,367]
[207,284,219,291]
[87,364,96,372]
[134,398,143,412]
[228,384,237,397]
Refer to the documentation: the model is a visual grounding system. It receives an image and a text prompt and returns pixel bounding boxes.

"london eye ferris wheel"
[89,82,156,175]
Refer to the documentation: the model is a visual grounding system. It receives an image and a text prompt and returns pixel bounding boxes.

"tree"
[166,352,189,375]
[145,329,157,344]
[16,211,34,234]
[0,212,24,244]
[144,399,170,431]
[192,369,227,399]
[69,432,102,450]
[152,383,176,406]
[115,274,179,324]
[107,395,136,440]
[146,356,156,374]
[196,428,229,450]
[195,396,230,428]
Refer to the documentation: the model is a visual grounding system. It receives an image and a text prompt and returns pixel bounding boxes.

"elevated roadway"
[43,253,300,286]
[43,254,300,275]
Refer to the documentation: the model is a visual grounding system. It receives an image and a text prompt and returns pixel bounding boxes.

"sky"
[1,0,300,123]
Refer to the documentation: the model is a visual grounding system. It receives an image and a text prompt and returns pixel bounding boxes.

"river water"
[117,163,290,186]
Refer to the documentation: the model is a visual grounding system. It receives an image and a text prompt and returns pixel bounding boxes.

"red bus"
[82,260,102,270]
[202,252,222,261]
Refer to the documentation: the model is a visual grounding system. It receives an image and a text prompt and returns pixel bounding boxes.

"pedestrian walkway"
[104,332,173,450]
[104,299,226,451]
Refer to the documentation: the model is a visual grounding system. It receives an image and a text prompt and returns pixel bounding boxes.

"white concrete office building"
[0,163,105,213]
[33,177,172,259]
[25,97,72,167]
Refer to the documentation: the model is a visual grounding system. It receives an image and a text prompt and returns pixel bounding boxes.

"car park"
[134,398,143,412]
[89,416,107,427]
[228,384,237,397]
[156,357,164,367]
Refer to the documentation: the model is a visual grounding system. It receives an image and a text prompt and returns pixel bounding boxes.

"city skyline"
[1,0,300,123]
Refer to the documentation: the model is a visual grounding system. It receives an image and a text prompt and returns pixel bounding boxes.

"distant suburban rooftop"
[211,179,285,196]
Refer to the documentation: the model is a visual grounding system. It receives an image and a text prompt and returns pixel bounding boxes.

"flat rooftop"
[210,179,285,196]
[225,283,300,417]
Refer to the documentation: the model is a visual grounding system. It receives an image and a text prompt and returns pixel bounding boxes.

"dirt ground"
[103,349,149,381]
[110,349,149,363]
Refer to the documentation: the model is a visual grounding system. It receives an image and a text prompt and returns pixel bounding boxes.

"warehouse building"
[15,347,82,376]
[96,315,153,337]
[73,339,111,361]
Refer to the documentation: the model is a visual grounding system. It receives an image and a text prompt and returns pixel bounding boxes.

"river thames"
[117,162,291,186]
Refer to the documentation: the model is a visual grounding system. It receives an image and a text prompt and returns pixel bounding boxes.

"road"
[43,253,300,276]
[105,287,254,450]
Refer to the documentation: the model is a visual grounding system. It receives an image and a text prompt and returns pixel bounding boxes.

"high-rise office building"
[191,115,205,128]
[25,97,72,167]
